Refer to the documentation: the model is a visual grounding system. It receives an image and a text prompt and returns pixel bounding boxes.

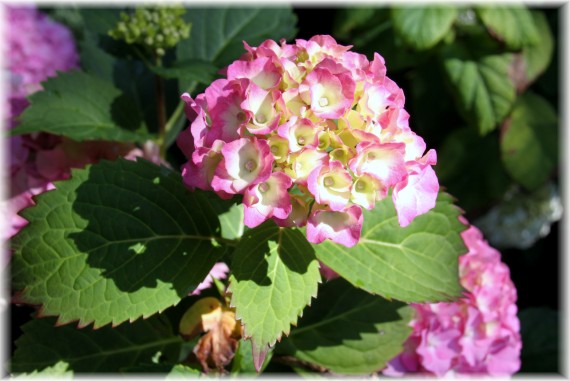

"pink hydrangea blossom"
[382,222,522,377]
[178,35,439,247]
[5,5,79,121]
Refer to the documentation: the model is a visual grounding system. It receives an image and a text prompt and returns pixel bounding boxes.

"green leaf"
[166,364,203,377]
[11,315,182,373]
[333,8,377,38]
[14,361,73,378]
[121,363,202,375]
[11,71,151,143]
[391,6,458,50]
[228,222,320,368]
[278,278,413,374]
[202,193,244,241]
[151,59,219,84]
[500,92,558,191]
[314,192,467,303]
[11,159,226,328]
[79,8,120,37]
[436,127,511,213]
[519,307,559,373]
[178,8,297,68]
[476,5,540,50]
[517,11,554,90]
[442,44,517,135]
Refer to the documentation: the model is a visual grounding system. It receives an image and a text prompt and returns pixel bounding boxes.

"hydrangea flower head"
[383,221,522,377]
[6,5,79,115]
[178,36,439,247]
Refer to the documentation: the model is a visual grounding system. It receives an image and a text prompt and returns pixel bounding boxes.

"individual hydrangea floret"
[178,35,439,247]
[382,220,522,377]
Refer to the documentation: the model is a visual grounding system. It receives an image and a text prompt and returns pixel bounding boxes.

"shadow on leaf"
[68,159,225,297]
[231,221,317,286]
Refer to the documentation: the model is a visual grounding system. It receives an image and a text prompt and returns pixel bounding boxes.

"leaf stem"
[163,81,197,148]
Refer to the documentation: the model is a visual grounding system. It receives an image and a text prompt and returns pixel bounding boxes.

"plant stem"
[154,55,167,159]
[163,81,197,147]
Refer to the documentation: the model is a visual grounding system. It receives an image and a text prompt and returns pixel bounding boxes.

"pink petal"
[306,205,363,248]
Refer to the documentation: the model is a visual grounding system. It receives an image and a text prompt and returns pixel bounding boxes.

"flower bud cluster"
[108,7,191,57]
[383,221,521,376]
[178,35,439,247]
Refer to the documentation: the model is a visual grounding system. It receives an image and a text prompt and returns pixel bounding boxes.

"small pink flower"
[212,137,273,194]
[278,117,321,153]
[227,56,281,90]
[392,149,439,227]
[273,195,310,228]
[206,79,249,144]
[306,204,363,247]
[289,147,329,185]
[243,172,293,228]
[349,142,407,188]
[307,161,352,211]
[240,83,281,135]
[300,65,355,119]
[350,173,386,210]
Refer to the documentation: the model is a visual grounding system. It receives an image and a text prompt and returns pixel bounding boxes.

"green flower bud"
[108,5,191,57]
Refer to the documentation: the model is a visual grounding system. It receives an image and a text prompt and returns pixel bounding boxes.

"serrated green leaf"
[391,6,458,50]
[178,7,297,69]
[278,278,413,374]
[123,363,202,376]
[314,192,467,303]
[14,361,73,378]
[519,11,554,89]
[11,315,182,374]
[228,222,320,364]
[500,92,558,191]
[519,307,559,373]
[151,59,218,84]
[166,364,203,377]
[11,159,225,328]
[442,44,516,135]
[476,5,539,50]
[436,127,511,213]
[11,71,151,142]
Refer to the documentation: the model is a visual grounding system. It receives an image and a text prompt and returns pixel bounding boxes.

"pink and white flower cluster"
[383,220,521,376]
[178,35,439,247]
